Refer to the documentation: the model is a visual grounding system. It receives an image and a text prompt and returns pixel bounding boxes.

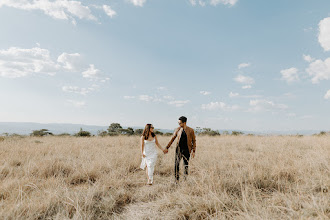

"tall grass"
[0,135,329,219]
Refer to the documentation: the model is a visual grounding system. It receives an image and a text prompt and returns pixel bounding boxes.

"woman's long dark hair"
[142,124,155,140]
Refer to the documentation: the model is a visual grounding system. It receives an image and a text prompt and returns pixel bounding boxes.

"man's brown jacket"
[166,126,196,153]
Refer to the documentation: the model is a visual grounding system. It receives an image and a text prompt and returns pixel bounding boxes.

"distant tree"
[199,128,220,136]
[97,130,108,137]
[121,127,134,136]
[195,127,202,135]
[107,123,122,136]
[319,131,326,136]
[154,130,163,135]
[2,133,9,137]
[164,132,172,136]
[30,129,53,137]
[222,131,230,135]
[75,128,91,137]
[231,131,244,136]
[134,129,143,136]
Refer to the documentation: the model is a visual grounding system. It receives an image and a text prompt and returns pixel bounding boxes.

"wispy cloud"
[200,91,211,95]
[303,54,315,63]
[0,0,98,25]
[238,62,250,69]
[0,47,60,78]
[62,86,95,95]
[324,90,330,99]
[67,99,86,108]
[201,101,239,111]
[210,0,238,6]
[229,92,239,97]
[129,0,147,7]
[306,58,330,84]
[189,0,238,7]
[248,99,288,113]
[167,100,190,107]
[234,74,255,85]
[280,67,299,83]
[103,5,117,18]
[242,85,252,89]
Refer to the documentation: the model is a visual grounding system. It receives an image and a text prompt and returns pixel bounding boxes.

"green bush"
[30,129,53,137]
[74,128,91,137]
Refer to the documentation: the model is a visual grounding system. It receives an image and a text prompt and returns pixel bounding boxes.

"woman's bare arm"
[141,136,145,157]
[155,135,164,151]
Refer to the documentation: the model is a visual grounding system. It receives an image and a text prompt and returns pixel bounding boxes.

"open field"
[0,135,329,219]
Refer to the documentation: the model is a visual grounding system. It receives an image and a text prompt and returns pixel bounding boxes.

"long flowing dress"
[140,139,158,183]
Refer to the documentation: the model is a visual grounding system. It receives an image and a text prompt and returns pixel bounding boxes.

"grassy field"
[0,135,329,219]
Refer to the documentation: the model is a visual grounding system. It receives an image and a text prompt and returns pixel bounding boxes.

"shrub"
[74,128,91,137]
[231,131,244,136]
[30,129,53,137]
[97,130,108,137]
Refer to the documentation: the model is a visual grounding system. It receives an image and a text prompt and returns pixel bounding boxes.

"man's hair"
[178,116,187,123]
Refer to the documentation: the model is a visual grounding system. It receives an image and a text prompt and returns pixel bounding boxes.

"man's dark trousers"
[174,144,190,181]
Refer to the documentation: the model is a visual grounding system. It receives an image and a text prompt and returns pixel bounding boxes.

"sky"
[0,0,330,132]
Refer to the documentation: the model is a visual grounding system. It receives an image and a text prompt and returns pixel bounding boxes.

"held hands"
[142,154,146,158]
[163,148,168,154]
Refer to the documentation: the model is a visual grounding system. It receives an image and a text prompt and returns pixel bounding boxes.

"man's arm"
[166,127,179,149]
[192,129,196,153]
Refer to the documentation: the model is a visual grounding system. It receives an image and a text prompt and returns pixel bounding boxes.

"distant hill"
[0,122,324,136]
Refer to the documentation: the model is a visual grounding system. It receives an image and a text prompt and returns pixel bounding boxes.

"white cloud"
[189,0,197,6]
[229,92,239,97]
[318,17,330,51]
[190,0,237,6]
[129,0,147,7]
[167,100,190,107]
[280,67,299,83]
[124,96,135,99]
[199,1,206,6]
[306,58,330,83]
[0,0,97,24]
[0,47,60,78]
[210,0,238,6]
[82,64,106,81]
[163,95,174,100]
[57,52,83,72]
[67,99,86,107]
[242,85,252,89]
[303,54,314,63]
[62,86,94,95]
[200,91,211,95]
[249,99,288,112]
[138,95,159,102]
[324,90,330,99]
[157,86,166,91]
[234,74,255,85]
[238,62,250,69]
[103,5,116,18]
[201,101,239,111]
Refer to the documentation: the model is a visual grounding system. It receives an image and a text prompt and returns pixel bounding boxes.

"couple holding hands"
[140,116,196,185]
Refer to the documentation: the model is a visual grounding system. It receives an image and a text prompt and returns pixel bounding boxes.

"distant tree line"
[4,125,329,137]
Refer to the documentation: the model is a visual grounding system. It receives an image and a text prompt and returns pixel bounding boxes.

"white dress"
[140,139,158,182]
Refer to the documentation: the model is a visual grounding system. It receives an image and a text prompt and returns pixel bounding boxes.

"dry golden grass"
[0,135,329,219]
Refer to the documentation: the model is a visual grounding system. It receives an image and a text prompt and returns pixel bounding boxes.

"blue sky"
[0,0,330,132]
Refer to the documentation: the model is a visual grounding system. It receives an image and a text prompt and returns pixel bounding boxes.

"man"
[164,116,196,182]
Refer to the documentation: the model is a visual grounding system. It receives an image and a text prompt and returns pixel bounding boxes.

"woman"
[140,124,166,185]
